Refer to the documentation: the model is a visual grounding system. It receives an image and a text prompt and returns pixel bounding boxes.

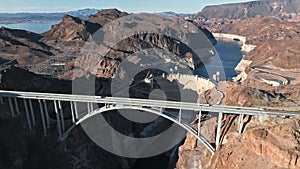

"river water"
[194,40,243,80]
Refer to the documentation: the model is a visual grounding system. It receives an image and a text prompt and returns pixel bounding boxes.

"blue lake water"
[194,40,243,80]
[0,22,59,34]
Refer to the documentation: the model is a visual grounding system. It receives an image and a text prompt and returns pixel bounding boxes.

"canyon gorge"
[1,1,300,168]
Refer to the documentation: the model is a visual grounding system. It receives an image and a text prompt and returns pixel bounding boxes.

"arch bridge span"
[0,90,299,154]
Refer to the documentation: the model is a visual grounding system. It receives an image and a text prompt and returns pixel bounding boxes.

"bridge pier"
[54,100,62,138]
[13,98,20,115]
[58,101,65,133]
[0,97,4,104]
[178,109,182,123]
[87,102,91,114]
[28,99,36,126]
[23,99,32,131]
[43,100,50,128]
[8,97,15,117]
[70,101,75,123]
[74,101,79,119]
[90,103,94,112]
[38,99,47,136]
[238,114,244,133]
[215,112,223,149]
[197,110,202,137]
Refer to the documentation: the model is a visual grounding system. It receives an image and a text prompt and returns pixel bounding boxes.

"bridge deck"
[0,90,299,117]
[0,89,299,155]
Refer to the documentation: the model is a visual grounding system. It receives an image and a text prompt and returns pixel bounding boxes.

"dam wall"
[166,73,215,94]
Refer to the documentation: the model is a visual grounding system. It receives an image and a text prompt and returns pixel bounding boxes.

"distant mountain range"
[0,9,188,24]
[2,0,300,25]
[156,11,187,17]
[196,0,300,19]
[0,8,100,24]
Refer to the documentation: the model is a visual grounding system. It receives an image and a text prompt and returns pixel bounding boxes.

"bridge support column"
[54,100,62,138]
[178,109,182,123]
[197,110,202,137]
[28,99,36,126]
[43,100,50,128]
[8,97,15,117]
[0,97,4,104]
[216,112,223,149]
[90,102,94,112]
[238,114,244,133]
[14,98,20,115]
[74,101,79,119]
[23,99,32,131]
[87,102,91,114]
[58,101,65,132]
[38,99,47,136]
[70,101,75,123]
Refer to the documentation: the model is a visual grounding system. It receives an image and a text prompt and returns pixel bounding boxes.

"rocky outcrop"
[42,15,101,42]
[178,12,300,169]
[232,59,252,82]
[244,38,300,70]
[0,27,54,64]
[59,13,217,79]
[212,17,300,110]
[41,15,101,53]
[210,116,300,169]
[0,66,71,93]
[88,8,128,26]
[197,0,300,19]
[36,9,217,79]
[221,17,300,45]
[188,0,300,33]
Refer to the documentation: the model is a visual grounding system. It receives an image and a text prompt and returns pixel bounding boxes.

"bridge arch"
[68,104,215,154]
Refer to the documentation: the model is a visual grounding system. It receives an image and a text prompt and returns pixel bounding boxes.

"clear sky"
[0,0,255,13]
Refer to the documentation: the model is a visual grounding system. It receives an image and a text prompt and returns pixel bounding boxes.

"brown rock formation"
[43,15,101,42]
[221,17,300,45]
[57,13,216,79]
[88,8,128,26]
[244,38,300,69]
[210,116,300,169]
[177,15,300,169]
[196,0,300,20]
[0,27,53,64]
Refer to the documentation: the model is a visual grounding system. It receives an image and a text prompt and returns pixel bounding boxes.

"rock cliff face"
[177,12,300,169]
[221,17,300,45]
[88,8,128,26]
[188,0,300,33]
[210,116,300,169]
[0,8,218,80]
[0,27,54,64]
[221,17,300,110]
[197,0,300,19]
[42,15,101,42]
[28,9,217,79]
